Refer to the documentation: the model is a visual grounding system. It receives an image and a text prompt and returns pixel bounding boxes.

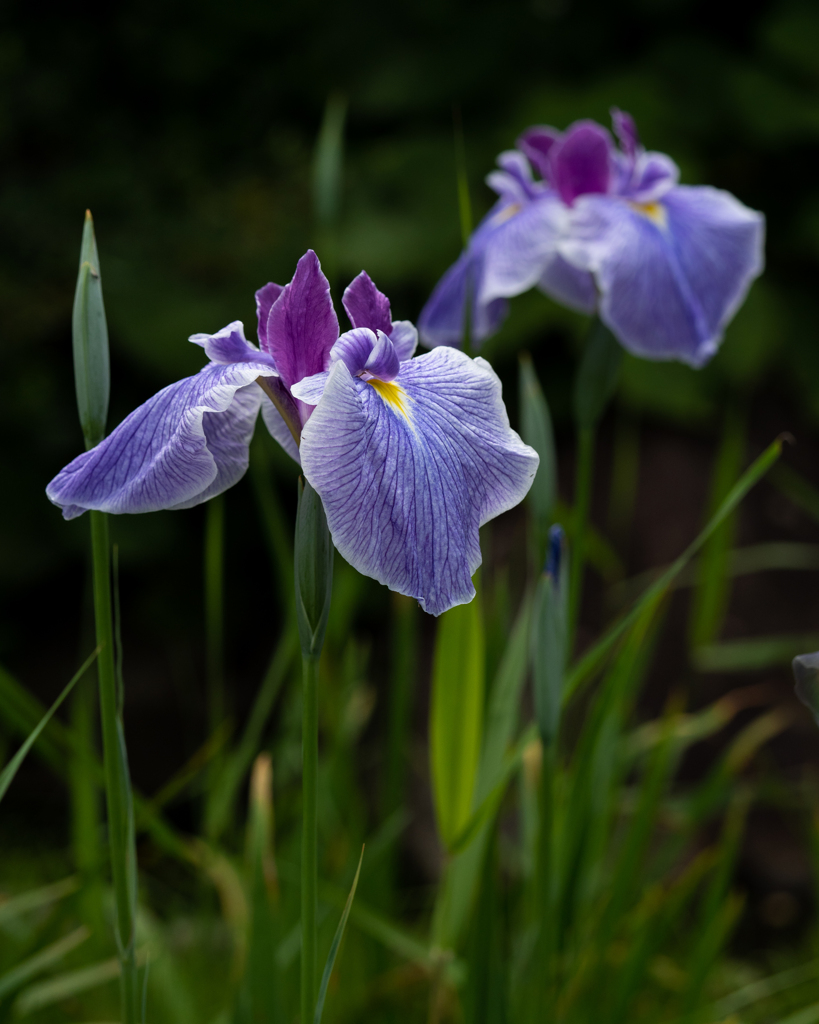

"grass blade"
[520,353,557,561]
[0,646,99,804]
[0,926,90,1000]
[566,436,784,700]
[694,633,819,672]
[314,846,364,1024]
[430,591,485,849]
[688,405,745,648]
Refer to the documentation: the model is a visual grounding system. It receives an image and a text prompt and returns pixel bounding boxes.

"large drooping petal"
[417,235,508,349]
[389,321,418,361]
[190,320,278,371]
[560,185,764,366]
[46,361,272,519]
[263,250,338,421]
[537,254,597,314]
[299,348,539,615]
[480,195,569,306]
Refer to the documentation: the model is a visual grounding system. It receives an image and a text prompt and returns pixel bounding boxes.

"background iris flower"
[419,109,765,367]
[47,251,538,616]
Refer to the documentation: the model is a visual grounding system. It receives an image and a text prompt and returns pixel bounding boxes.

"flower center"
[492,202,522,226]
[630,201,667,227]
[368,379,410,419]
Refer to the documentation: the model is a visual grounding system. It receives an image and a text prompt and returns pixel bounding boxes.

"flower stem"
[535,741,556,1012]
[293,478,333,1023]
[301,651,320,1019]
[89,510,138,1024]
[204,494,225,738]
[568,424,595,650]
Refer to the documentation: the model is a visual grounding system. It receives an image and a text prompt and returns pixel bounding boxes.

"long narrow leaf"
[430,592,485,848]
[0,647,100,804]
[689,405,745,647]
[314,846,364,1024]
[0,926,90,1000]
[566,437,783,700]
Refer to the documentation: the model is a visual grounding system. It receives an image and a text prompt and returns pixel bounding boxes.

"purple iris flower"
[47,251,538,616]
[419,110,765,368]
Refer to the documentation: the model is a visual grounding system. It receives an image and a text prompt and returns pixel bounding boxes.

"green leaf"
[205,626,296,840]
[313,846,364,1024]
[453,105,473,246]
[689,405,745,648]
[531,530,568,747]
[312,92,347,228]
[294,478,334,658]
[573,318,622,429]
[447,726,535,856]
[771,461,819,524]
[14,953,122,1016]
[694,633,819,673]
[430,596,532,950]
[0,877,79,927]
[0,647,99,804]
[0,926,90,1001]
[72,210,110,448]
[565,436,784,700]
[704,957,819,1021]
[430,591,485,849]
[477,593,533,799]
[519,354,557,539]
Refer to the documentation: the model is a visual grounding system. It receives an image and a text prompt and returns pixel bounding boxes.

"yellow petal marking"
[630,201,667,228]
[491,202,522,226]
[368,379,410,420]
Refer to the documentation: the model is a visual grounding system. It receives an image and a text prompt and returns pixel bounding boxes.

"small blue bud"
[545,524,564,584]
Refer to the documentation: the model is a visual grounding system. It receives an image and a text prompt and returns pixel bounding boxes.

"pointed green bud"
[531,525,569,747]
[72,210,110,449]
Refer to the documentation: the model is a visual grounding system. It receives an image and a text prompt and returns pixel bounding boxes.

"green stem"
[204,494,225,738]
[534,742,555,1016]
[568,425,595,650]
[301,652,320,1021]
[385,594,416,817]
[90,510,138,1024]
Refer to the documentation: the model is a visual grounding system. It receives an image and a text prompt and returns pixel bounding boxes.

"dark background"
[4,0,819,948]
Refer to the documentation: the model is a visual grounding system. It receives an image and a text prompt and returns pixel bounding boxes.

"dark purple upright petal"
[550,121,612,205]
[517,126,562,181]
[265,250,339,421]
[611,108,639,161]
[342,271,393,335]
[255,282,285,350]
